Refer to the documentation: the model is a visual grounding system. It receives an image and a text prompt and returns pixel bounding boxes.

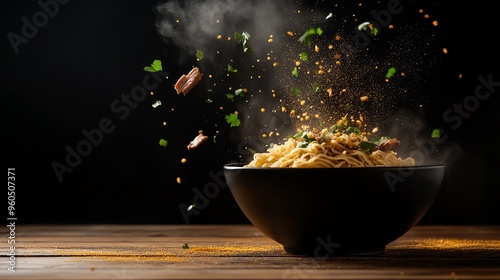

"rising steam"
[155,0,299,62]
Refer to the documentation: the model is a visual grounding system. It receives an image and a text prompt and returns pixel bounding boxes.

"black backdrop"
[2,0,499,225]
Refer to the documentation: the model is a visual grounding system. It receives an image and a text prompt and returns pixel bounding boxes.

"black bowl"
[224,163,445,256]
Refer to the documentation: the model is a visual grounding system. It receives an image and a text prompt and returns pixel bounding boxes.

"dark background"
[2,0,499,225]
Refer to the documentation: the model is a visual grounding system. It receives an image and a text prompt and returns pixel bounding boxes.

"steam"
[155,0,299,62]
[387,108,464,165]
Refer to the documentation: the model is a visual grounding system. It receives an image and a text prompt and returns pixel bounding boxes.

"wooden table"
[1,225,500,279]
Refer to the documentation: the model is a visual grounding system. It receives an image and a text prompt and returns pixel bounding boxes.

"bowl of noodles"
[224,119,445,256]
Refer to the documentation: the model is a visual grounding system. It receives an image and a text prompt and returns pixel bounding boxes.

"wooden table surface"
[1,224,500,279]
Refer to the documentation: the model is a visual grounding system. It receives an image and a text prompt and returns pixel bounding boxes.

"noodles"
[245,120,415,168]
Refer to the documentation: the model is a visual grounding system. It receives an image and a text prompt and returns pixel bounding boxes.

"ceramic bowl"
[223,163,445,256]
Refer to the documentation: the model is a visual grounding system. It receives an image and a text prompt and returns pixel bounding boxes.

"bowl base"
[283,246,386,257]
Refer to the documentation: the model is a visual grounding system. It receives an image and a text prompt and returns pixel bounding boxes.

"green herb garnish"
[329,119,348,133]
[312,82,320,93]
[159,139,168,147]
[291,87,301,97]
[431,129,440,139]
[299,27,323,46]
[358,22,379,36]
[227,65,238,73]
[235,31,253,54]
[292,67,299,77]
[359,136,390,154]
[182,243,190,249]
[234,88,245,97]
[288,130,315,148]
[225,113,241,127]
[345,126,362,135]
[360,141,377,153]
[299,52,308,61]
[386,67,397,79]
[196,50,204,61]
[227,89,245,101]
[143,59,163,72]
[358,22,370,31]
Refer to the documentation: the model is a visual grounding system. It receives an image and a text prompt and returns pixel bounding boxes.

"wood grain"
[1,225,500,279]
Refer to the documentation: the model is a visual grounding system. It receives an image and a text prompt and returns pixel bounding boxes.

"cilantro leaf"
[360,141,376,153]
[291,87,301,97]
[182,243,190,249]
[227,89,245,101]
[299,27,323,46]
[196,50,204,61]
[227,65,238,73]
[159,139,168,147]
[297,141,309,148]
[235,31,253,54]
[358,22,371,31]
[152,100,162,108]
[292,67,299,77]
[386,67,397,79]
[234,88,245,97]
[289,130,315,148]
[312,82,320,93]
[299,52,308,61]
[431,129,441,139]
[358,22,379,36]
[225,113,241,127]
[143,59,163,72]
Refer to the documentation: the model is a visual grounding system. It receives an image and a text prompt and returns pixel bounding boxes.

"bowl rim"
[224,162,446,170]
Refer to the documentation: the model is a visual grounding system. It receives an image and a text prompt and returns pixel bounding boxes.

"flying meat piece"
[377,138,400,152]
[187,131,208,150]
[175,67,202,95]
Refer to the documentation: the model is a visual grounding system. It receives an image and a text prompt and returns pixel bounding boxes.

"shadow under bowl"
[223,163,445,257]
